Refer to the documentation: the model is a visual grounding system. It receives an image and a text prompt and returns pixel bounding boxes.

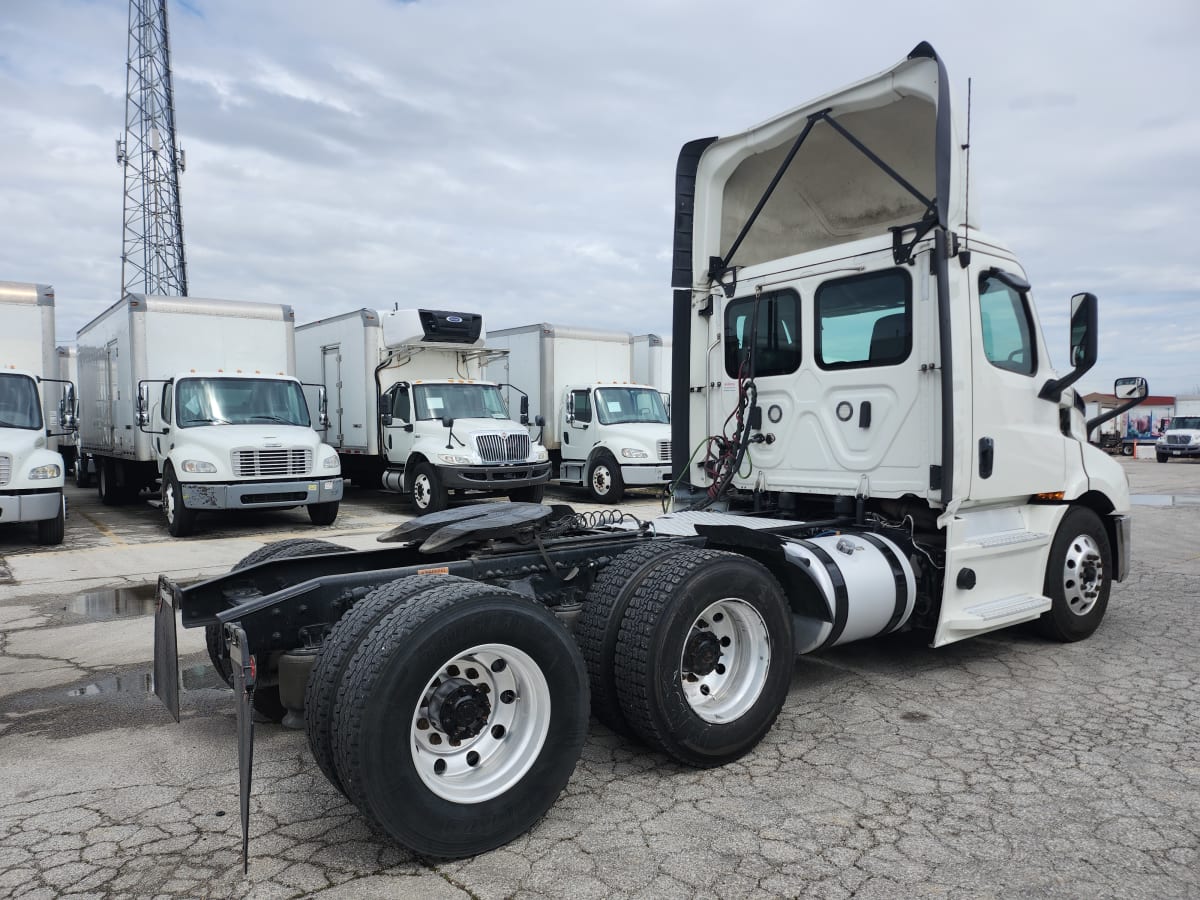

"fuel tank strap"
[790,538,849,649]
[857,532,910,634]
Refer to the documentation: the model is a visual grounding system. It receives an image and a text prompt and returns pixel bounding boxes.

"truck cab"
[141,372,343,536]
[557,381,672,502]
[0,369,68,544]
[1156,415,1200,461]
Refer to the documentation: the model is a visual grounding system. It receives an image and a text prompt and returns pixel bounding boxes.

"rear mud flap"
[228,623,257,875]
[153,575,181,722]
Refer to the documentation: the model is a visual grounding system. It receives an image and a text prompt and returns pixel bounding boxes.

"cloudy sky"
[1,0,1197,397]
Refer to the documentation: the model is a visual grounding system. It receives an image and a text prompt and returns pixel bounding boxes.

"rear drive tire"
[307,500,339,526]
[1035,506,1112,642]
[1156,453,1168,463]
[577,541,691,734]
[587,453,624,503]
[410,461,448,515]
[36,499,66,546]
[331,581,589,858]
[613,548,793,767]
[305,575,455,795]
[162,468,198,537]
[206,538,351,722]
[98,459,121,506]
[508,484,545,504]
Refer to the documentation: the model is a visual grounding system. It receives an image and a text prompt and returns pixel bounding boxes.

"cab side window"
[815,269,912,369]
[723,289,801,379]
[570,389,592,423]
[979,272,1037,376]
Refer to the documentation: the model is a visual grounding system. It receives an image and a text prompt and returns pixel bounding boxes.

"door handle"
[387,434,392,450]
[858,401,872,429]
[979,437,994,478]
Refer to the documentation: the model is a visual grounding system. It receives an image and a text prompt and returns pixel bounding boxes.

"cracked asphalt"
[1,461,1198,899]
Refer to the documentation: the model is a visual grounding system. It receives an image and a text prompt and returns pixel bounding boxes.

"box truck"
[158,42,1145,866]
[0,281,72,544]
[295,309,550,514]
[77,295,343,536]
[487,324,672,502]
[1155,395,1200,461]
[630,333,672,392]
[55,345,78,476]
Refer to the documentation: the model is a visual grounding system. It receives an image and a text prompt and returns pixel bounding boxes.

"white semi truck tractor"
[488,323,672,501]
[296,309,550,514]
[77,295,343,537]
[157,43,1146,866]
[0,281,74,545]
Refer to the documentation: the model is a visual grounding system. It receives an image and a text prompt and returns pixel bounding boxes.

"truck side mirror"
[317,385,330,429]
[136,383,150,427]
[1114,376,1148,401]
[534,414,545,427]
[59,384,78,432]
[1038,291,1098,401]
[377,394,393,427]
[519,395,529,426]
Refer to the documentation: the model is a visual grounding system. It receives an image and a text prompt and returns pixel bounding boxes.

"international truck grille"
[1166,434,1189,445]
[658,440,671,462]
[0,454,10,486]
[474,433,530,463]
[231,448,312,477]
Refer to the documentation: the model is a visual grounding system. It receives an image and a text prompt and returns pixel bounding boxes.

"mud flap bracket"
[228,623,257,875]
[153,575,181,723]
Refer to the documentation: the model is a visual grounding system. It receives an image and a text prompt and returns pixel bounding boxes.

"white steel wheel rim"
[413,473,432,508]
[591,464,611,495]
[411,642,551,804]
[680,598,771,724]
[1063,534,1104,616]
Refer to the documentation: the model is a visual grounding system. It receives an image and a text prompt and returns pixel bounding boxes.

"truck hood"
[598,422,671,453]
[171,424,331,475]
[0,427,64,488]
[682,41,964,287]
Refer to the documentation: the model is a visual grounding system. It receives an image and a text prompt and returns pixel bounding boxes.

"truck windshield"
[595,387,670,426]
[1169,417,1200,430]
[0,373,42,430]
[413,384,510,421]
[175,377,311,428]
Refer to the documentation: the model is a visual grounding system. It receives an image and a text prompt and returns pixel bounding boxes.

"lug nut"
[466,751,480,767]
[465,667,479,680]
[700,684,710,696]
[720,636,731,647]
[491,724,506,739]
[715,664,726,675]
[712,612,724,622]
[446,664,460,677]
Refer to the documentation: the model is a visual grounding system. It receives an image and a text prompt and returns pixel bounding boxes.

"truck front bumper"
[0,489,62,523]
[439,462,552,490]
[181,477,344,511]
[1156,443,1200,458]
[621,463,673,486]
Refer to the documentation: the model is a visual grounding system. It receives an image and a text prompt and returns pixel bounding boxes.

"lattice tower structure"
[116,0,188,296]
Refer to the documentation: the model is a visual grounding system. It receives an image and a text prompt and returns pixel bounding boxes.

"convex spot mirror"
[1114,376,1148,401]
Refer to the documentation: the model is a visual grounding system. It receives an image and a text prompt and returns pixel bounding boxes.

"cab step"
[944,593,1050,629]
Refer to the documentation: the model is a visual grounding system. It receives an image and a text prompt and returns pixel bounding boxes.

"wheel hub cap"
[683,631,722,676]
[427,678,491,740]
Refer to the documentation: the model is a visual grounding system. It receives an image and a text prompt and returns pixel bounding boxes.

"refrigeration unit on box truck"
[296,308,550,514]
[487,323,672,502]
[0,281,73,545]
[76,294,342,536]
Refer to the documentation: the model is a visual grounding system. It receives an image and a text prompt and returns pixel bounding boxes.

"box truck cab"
[559,381,671,502]
[296,309,550,515]
[77,295,342,537]
[1156,413,1200,461]
[0,282,72,545]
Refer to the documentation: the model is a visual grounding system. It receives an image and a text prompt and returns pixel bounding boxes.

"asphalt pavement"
[1,461,1197,899]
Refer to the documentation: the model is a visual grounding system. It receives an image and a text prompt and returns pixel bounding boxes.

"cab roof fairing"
[685,42,968,291]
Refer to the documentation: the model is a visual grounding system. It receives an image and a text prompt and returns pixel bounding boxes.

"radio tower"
[116,0,188,296]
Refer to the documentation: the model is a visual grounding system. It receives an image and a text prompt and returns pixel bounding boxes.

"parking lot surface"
[1,462,1198,899]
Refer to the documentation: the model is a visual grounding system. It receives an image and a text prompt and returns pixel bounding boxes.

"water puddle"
[68,584,160,620]
[1130,494,1200,508]
[66,664,225,697]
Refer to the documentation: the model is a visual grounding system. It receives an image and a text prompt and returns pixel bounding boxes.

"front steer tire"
[36,499,66,546]
[162,468,198,537]
[307,500,339,526]
[586,453,624,504]
[205,539,352,721]
[613,548,794,768]
[1034,506,1113,642]
[508,484,545,503]
[331,580,589,858]
[409,460,448,515]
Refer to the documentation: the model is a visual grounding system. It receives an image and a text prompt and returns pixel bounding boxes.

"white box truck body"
[630,333,672,392]
[296,309,550,514]
[76,294,343,536]
[487,324,672,502]
[0,281,70,544]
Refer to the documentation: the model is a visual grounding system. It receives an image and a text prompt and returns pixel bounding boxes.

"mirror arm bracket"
[1087,395,1147,435]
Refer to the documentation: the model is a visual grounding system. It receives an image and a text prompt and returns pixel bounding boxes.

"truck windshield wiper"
[247,415,291,423]
[186,417,231,425]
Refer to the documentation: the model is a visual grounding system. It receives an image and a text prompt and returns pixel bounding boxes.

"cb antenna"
[962,77,972,251]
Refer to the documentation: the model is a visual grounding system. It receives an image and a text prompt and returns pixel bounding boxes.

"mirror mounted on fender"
[1038,292,1098,400]
[1087,377,1149,435]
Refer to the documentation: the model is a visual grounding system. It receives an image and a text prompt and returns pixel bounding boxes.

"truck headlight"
[322,454,340,469]
[181,460,217,474]
[533,447,549,462]
[621,448,649,459]
[28,464,61,480]
[437,454,472,465]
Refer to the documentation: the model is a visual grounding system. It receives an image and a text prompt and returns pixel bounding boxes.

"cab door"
[381,383,415,466]
[966,258,1065,500]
